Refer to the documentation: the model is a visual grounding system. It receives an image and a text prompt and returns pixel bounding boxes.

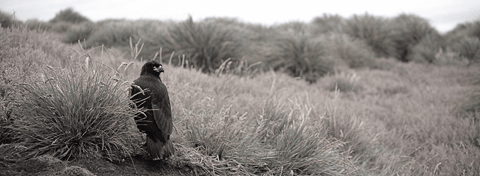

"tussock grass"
[0,26,77,144]
[265,31,338,83]
[343,13,396,58]
[24,19,52,31]
[408,32,444,63]
[0,10,16,28]
[49,8,90,24]
[452,36,480,65]
[321,71,363,93]
[455,69,480,120]
[63,22,96,44]
[171,81,356,175]
[311,14,344,35]
[50,21,72,33]
[11,57,141,161]
[4,9,480,175]
[85,20,137,48]
[273,21,310,34]
[321,32,376,68]
[150,16,244,73]
[445,20,480,45]
[391,13,440,62]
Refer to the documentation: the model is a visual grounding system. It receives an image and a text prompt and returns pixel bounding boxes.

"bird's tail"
[146,136,174,160]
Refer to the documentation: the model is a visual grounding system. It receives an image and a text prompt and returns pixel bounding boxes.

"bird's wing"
[151,92,173,138]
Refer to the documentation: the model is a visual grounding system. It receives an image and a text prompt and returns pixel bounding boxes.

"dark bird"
[131,61,174,160]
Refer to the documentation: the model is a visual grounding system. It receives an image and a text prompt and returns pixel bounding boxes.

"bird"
[130,61,174,160]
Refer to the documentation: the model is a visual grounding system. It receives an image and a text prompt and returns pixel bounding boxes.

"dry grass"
[1,20,480,176]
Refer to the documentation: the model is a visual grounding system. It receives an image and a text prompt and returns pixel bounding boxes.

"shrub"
[49,8,90,24]
[12,59,141,160]
[342,13,396,58]
[322,32,376,68]
[391,13,438,62]
[63,22,96,43]
[265,32,337,83]
[452,36,480,64]
[152,16,244,73]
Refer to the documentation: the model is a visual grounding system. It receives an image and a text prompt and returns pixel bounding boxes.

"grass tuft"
[452,36,480,65]
[24,19,52,31]
[323,71,363,93]
[63,22,96,44]
[49,7,90,24]
[85,20,137,48]
[310,14,344,35]
[343,13,395,58]
[11,57,141,161]
[152,16,244,73]
[0,10,16,28]
[322,32,376,68]
[391,13,439,62]
[408,32,444,63]
[265,31,337,83]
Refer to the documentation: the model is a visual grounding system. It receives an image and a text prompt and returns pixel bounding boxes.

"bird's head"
[140,61,164,77]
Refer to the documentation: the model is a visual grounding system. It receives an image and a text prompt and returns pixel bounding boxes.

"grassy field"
[1,8,480,176]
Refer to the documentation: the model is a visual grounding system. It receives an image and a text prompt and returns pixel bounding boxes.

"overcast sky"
[2,0,480,33]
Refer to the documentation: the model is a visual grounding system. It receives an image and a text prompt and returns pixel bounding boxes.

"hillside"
[1,9,480,175]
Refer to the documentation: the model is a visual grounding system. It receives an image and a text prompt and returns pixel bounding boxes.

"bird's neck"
[142,73,162,81]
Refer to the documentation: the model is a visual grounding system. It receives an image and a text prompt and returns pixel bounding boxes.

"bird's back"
[131,75,172,142]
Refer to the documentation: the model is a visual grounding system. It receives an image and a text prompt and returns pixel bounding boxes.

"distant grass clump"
[408,32,444,63]
[310,14,344,35]
[322,72,363,93]
[273,21,310,34]
[63,22,96,43]
[48,8,91,33]
[49,8,90,24]
[0,10,15,28]
[452,36,480,65]
[24,19,52,31]
[391,13,440,62]
[265,31,337,83]
[343,13,396,58]
[322,33,376,68]
[152,17,244,73]
[11,58,141,160]
[85,20,137,48]
[445,20,480,44]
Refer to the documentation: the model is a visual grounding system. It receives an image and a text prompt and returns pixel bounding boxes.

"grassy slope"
[121,53,480,175]
[1,27,479,175]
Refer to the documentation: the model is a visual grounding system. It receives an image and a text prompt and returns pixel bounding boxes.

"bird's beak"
[153,66,164,73]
